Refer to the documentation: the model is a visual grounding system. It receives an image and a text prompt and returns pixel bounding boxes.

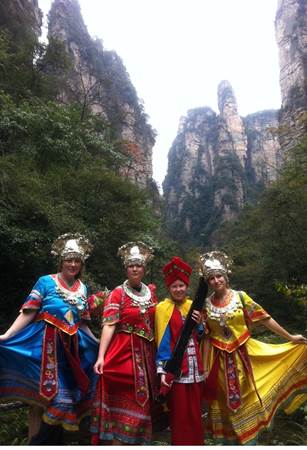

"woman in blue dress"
[0,233,99,444]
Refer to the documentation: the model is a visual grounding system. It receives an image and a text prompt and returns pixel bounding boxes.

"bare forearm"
[97,324,116,358]
[260,317,304,342]
[94,324,116,374]
[0,311,37,339]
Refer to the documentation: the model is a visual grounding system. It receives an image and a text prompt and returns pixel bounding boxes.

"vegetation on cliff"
[215,132,307,325]
[0,3,306,445]
[0,21,176,327]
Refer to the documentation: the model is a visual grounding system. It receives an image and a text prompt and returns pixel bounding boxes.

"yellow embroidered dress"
[202,290,307,444]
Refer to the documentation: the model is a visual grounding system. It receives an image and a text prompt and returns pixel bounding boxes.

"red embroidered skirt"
[91,332,156,444]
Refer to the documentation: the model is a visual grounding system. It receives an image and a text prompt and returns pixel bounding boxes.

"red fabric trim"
[250,310,270,321]
[131,334,149,407]
[47,406,77,421]
[206,365,307,444]
[0,386,47,404]
[51,274,81,292]
[36,312,78,335]
[237,345,263,407]
[39,325,58,400]
[239,377,307,443]
[21,300,41,309]
[224,352,241,411]
[210,329,250,352]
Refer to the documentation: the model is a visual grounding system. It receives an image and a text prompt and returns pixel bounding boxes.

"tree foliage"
[0,17,166,328]
[0,92,161,322]
[217,132,307,327]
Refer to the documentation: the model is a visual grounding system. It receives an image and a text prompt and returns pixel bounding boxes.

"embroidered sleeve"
[21,276,46,311]
[241,291,271,323]
[102,287,122,326]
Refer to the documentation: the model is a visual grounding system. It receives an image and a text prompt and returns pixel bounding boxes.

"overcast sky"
[38,0,281,190]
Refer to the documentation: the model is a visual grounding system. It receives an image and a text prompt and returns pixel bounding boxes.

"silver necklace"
[123,280,153,313]
[55,274,86,311]
[206,290,241,326]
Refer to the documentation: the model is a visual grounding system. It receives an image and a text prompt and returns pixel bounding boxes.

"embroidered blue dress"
[0,274,98,430]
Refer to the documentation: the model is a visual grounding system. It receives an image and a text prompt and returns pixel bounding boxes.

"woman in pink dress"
[91,241,158,445]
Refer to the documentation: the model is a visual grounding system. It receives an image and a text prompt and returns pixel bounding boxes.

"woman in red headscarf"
[155,256,205,445]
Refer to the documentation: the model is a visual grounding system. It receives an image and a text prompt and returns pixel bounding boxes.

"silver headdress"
[51,233,93,261]
[199,250,233,280]
[117,241,154,268]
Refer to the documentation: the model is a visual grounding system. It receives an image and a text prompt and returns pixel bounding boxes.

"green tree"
[217,133,307,328]
[0,93,161,326]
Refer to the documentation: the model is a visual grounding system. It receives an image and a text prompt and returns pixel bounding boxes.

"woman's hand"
[93,324,116,375]
[161,373,173,388]
[0,333,8,341]
[289,334,307,344]
[191,310,202,324]
[203,371,209,381]
[260,317,307,344]
[94,356,105,375]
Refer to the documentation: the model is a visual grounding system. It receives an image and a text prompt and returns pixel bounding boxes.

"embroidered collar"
[123,280,153,313]
[206,290,241,325]
[53,274,86,312]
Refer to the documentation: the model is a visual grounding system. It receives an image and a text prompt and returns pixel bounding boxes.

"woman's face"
[127,264,145,287]
[207,273,227,293]
[168,279,188,304]
[61,257,82,281]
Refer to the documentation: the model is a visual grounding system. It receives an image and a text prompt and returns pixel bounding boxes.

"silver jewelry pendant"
[223,326,232,339]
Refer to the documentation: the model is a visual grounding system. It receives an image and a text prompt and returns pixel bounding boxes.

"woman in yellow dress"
[200,250,307,445]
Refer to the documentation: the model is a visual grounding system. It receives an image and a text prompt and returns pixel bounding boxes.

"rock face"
[275,0,307,153]
[1,0,155,189]
[0,0,42,37]
[163,0,306,246]
[163,81,280,245]
[47,0,155,188]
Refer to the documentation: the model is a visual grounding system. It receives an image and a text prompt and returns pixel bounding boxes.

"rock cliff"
[47,0,155,188]
[163,0,306,246]
[163,82,280,245]
[275,0,307,153]
[0,0,42,37]
[1,0,155,189]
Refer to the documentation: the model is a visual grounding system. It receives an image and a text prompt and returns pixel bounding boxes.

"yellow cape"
[155,297,192,347]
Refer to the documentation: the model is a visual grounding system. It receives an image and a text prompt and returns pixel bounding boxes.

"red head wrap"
[163,256,192,287]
